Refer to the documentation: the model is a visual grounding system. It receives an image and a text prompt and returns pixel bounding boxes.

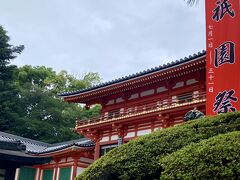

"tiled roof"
[0,149,52,165]
[0,131,49,153]
[59,50,206,97]
[34,139,95,154]
[0,131,95,154]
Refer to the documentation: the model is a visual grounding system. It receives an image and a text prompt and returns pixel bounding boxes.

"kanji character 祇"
[212,0,235,22]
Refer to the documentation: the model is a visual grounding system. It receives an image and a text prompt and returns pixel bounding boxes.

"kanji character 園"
[214,41,235,68]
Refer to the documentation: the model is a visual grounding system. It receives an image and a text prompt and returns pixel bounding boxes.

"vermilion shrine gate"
[3,1,240,179]
[60,51,206,159]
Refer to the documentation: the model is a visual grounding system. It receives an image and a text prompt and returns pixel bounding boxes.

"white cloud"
[90,17,113,34]
[0,0,206,82]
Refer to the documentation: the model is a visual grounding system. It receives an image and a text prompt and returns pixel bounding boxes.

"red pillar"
[94,141,100,160]
[72,158,78,180]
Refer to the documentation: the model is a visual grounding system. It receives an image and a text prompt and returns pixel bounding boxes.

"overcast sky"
[0,0,205,82]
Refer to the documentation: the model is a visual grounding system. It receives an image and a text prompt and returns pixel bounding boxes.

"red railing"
[76,92,206,127]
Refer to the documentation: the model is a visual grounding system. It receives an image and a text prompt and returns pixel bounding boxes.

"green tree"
[0,25,24,131]
[11,65,101,143]
[0,25,101,143]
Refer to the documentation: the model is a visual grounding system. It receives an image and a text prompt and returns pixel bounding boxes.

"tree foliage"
[10,65,101,143]
[0,25,101,143]
[0,25,24,132]
[77,112,240,180]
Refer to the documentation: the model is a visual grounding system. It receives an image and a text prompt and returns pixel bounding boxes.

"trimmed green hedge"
[160,131,240,179]
[77,112,240,180]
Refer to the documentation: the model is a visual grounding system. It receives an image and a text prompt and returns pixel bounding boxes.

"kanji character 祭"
[214,41,235,68]
[213,89,238,114]
[212,0,235,22]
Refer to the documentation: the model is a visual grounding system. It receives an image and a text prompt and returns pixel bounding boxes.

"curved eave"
[29,143,95,156]
[60,51,206,103]
[0,150,51,166]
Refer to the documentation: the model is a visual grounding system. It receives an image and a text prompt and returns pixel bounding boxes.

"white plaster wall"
[79,157,94,164]
[59,158,65,163]
[67,157,73,162]
[100,136,110,142]
[76,167,85,176]
[124,132,135,138]
[137,129,151,136]
[49,160,55,164]
[111,135,118,140]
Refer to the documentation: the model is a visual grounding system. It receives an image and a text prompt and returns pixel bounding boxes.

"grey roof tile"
[59,50,206,97]
[0,131,94,154]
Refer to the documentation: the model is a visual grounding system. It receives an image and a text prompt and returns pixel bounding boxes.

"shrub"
[160,131,240,179]
[77,112,240,180]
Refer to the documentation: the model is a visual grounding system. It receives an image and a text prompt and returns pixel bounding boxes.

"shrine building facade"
[0,131,94,180]
[1,50,207,180]
[60,50,207,160]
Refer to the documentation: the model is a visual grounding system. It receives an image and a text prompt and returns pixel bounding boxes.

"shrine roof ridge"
[0,131,50,147]
[33,138,95,154]
[59,50,206,97]
[0,131,95,154]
